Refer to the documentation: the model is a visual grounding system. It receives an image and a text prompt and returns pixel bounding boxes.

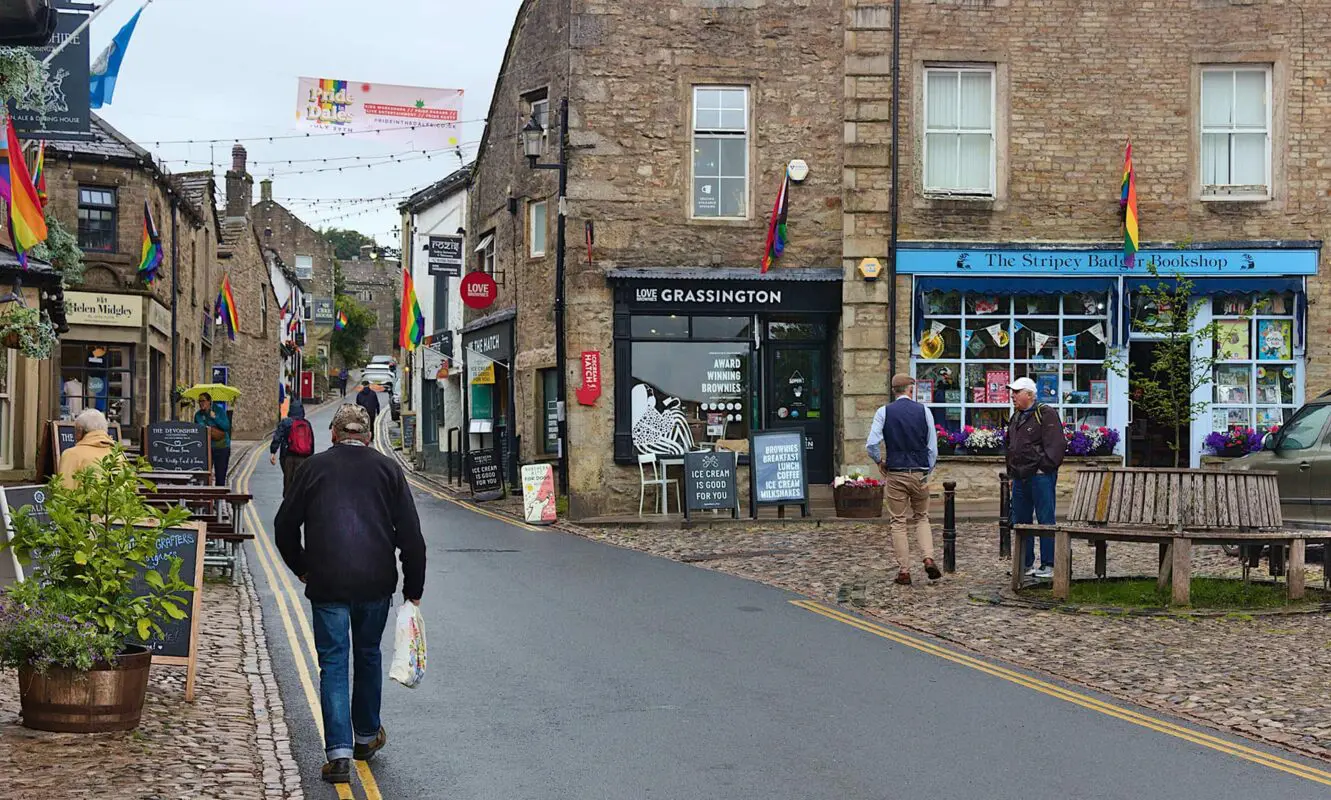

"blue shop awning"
[914,276,1120,345]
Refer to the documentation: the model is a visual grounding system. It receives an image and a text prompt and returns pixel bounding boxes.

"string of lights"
[146,121,486,148]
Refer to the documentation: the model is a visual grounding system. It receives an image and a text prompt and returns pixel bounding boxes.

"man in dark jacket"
[269,402,311,495]
[866,373,942,586]
[1005,376,1067,579]
[355,380,380,423]
[274,404,426,784]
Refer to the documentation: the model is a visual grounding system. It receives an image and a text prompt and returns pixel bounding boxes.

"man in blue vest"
[866,373,941,585]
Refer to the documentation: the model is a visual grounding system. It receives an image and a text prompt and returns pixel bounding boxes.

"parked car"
[390,387,402,421]
[369,354,397,370]
[361,365,395,391]
[1221,391,1331,529]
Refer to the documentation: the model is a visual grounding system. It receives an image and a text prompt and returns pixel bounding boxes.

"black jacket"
[274,443,425,602]
[1005,404,1067,480]
[355,386,380,419]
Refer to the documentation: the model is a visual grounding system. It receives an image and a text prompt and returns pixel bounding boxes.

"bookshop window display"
[915,289,1113,432]
[1211,292,1299,434]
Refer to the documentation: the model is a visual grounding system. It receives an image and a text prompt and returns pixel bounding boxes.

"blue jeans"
[1013,472,1057,569]
[312,597,392,761]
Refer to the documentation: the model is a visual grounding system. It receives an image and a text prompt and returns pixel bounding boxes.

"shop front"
[60,291,171,439]
[607,268,842,484]
[461,308,517,486]
[900,242,1318,479]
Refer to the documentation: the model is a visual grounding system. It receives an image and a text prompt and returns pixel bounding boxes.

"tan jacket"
[58,430,123,488]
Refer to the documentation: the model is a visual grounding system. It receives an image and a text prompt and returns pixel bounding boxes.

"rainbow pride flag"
[216,274,238,341]
[761,173,789,274]
[334,309,348,330]
[399,267,424,351]
[138,202,163,282]
[1121,140,1139,268]
[1,117,47,265]
[33,140,45,208]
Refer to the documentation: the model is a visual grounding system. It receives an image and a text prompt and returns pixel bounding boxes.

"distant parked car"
[390,388,401,421]
[361,365,395,391]
[369,354,398,370]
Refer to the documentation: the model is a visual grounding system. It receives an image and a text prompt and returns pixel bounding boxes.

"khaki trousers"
[884,471,934,571]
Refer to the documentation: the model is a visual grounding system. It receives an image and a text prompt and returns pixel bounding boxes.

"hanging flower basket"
[0,305,57,360]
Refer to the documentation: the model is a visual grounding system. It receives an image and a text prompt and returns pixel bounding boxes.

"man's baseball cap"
[1008,377,1038,394]
[891,373,916,391]
[332,403,371,435]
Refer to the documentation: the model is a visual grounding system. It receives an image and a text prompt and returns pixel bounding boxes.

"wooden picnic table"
[140,470,213,487]
[141,486,253,579]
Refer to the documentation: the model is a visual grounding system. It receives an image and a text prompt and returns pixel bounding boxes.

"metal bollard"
[998,472,1011,559]
[943,480,957,573]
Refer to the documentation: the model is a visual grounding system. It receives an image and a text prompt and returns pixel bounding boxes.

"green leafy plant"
[0,596,121,672]
[31,214,85,285]
[0,303,57,359]
[2,450,194,655]
[331,293,377,368]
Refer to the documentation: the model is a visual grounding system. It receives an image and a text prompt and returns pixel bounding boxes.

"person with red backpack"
[271,402,315,495]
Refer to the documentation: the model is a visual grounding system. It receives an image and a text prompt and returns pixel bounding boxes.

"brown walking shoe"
[894,572,912,586]
[321,759,351,784]
[923,559,942,580]
[354,727,387,761]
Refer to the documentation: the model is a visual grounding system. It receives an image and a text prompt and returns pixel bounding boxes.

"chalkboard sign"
[125,522,206,701]
[750,430,810,516]
[683,449,739,521]
[145,422,211,474]
[0,484,49,585]
[467,449,504,497]
[45,421,127,477]
[401,411,418,452]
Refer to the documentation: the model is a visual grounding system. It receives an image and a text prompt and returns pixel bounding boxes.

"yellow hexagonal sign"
[858,257,883,280]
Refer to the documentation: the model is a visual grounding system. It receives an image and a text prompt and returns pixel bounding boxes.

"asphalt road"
[243,399,1331,799]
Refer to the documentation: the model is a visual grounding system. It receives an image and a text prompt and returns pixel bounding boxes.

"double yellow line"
[235,446,385,800]
[792,600,1331,788]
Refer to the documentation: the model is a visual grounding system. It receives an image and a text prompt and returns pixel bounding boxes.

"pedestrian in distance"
[194,392,232,487]
[274,404,426,784]
[1005,377,1067,580]
[58,408,124,489]
[338,367,349,397]
[355,379,380,423]
[866,373,942,586]
[269,401,315,495]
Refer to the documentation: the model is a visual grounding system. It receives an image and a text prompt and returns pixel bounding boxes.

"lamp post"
[522,97,570,498]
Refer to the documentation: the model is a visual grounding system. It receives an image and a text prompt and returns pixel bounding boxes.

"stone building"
[252,178,338,398]
[340,252,399,361]
[211,145,284,440]
[470,0,845,515]
[44,114,218,441]
[0,251,67,483]
[841,0,1331,491]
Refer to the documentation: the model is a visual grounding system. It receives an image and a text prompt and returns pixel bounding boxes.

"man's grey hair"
[74,408,109,437]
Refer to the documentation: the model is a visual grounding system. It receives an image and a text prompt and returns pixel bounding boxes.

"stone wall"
[339,257,399,360]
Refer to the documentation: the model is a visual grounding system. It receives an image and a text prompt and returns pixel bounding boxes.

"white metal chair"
[637,452,679,516]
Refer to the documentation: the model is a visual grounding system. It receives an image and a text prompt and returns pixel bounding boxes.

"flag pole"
[43,0,146,66]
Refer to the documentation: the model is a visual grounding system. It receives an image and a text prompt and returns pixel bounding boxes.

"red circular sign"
[460,271,498,309]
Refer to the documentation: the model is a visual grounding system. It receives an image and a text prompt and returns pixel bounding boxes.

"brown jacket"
[1005,404,1067,480]
[58,430,123,488]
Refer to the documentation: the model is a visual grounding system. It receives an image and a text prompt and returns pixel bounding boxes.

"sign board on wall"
[520,463,557,525]
[750,430,809,516]
[11,10,90,140]
[427,236,464,277]
[896,245,1321,275]
[461,272,498,309]
[64,291,143,328]
[148,300,171,335]
[575,351,601,405]
[314,298,335,325]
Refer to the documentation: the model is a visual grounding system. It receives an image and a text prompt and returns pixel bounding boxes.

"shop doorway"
[1127,341,1190,467]
[766,343,831,483]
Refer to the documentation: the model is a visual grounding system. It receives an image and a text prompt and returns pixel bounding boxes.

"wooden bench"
[1013,467,1331,604]
[139,486,254,579]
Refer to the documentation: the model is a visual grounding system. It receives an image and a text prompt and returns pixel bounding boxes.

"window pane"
[1022,363,1062,403]
[1277,403,1331,450]
[964,362,1011,404]
[1014,294,1059,316]
[694,178,720,216]
[1015,318,1059,360]
[921,318,962,358]
[1215,319,1251,360]
[719,88,746,110]
[1233,70,1267,128]
[1214,364,1251,404]
[917,363,961,404]
[630,342,750,451]
[768,320,827,340]
[930,406,963,432]
[530,203,547,255]
[1065,292,1106,316]
[958,71,992,130]
[692,316,750,339]
[719,109,746,131]
[925,133,958,190]
[957,134,992,191]
[1201,133,1229,184]
[718,137,746,178]
[631,316,689,339]
[967,408,1008,429]
[695,88,720,114]
[695,108,722,129]
[965,294,1007,315]
[693,137,720,177]
[718,177,746,217]
[925,71,958,129]
[1231,133,1266,185]
[923,291,962,315]
[1256,319,1292,360]
[1202,70,1233,127]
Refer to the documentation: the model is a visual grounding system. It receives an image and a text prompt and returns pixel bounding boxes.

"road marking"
[237,447,382,800]
[791,600,1331,788]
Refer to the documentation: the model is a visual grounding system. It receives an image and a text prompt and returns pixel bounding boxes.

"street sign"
[683,450,738,521]
[460,271,498,309]
[427,236,463,277]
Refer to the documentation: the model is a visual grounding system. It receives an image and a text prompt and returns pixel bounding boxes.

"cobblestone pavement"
[570,518,1331,762]
[0,551,301,799]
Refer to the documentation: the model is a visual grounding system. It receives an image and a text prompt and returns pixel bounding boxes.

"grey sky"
[92,0,522,244]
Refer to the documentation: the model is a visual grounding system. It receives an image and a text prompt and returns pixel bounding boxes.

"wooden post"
[998,472,1011,559]
[1052,529,1072,600]
[1157,541,1173,591]
[1171,537,1191,606]
[1011,529,1025,592]
[1093,540,1107,579]
[1288,538,1306,601]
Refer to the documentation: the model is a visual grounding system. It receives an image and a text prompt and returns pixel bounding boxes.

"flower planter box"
[833,483,884,518]
[18,645,152,733]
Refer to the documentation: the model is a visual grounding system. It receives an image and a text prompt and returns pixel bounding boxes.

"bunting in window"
[760,173,789,274]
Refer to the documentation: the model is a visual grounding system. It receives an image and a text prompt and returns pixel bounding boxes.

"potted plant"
[963,426,1006,456]
[1064,425,1121,457]
[935,425,966,456]
[0,450,193,732]
[832,472,884,518]
[1204,428,1264,459]
[0,304,57,359]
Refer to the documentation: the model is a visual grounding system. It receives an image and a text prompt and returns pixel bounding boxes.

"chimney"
[259,178,272,203]
[224,144,253,220]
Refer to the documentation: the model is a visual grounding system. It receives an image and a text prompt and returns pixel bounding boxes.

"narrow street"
[243,400,1331,799]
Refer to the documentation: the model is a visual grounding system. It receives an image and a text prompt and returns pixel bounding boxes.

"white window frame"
[294,254,314,279]
[0,350,13,469]
[922,66,996,198]
[300,294,313,322]
[530,96,549,152]
[529,200,547,258]
[690,85,749,220]
[1200,66,1272,200]
[475,232,496,275]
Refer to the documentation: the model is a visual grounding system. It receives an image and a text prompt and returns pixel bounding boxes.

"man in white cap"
[1005,376,1066,579]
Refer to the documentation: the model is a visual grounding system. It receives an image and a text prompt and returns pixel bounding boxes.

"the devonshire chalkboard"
[683,449,738,521]
[145,422,211,473]
[126,524,205,662]
[467,449,504,497]
[750,430,810,516]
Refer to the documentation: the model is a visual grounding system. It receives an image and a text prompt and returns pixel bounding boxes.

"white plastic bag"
[388,602,427,688]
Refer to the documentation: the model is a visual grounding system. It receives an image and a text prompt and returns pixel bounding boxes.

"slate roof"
[47,113,150,164]
[400,165,473,214]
